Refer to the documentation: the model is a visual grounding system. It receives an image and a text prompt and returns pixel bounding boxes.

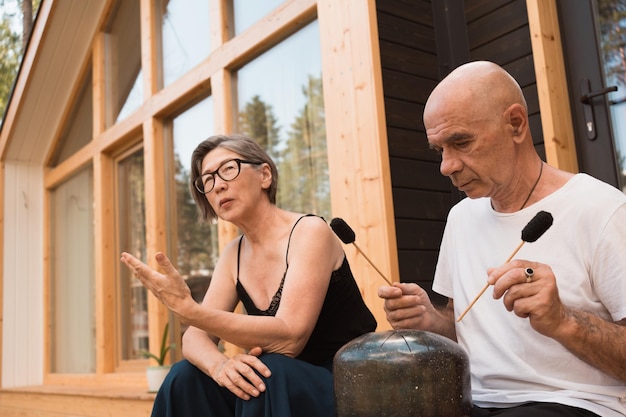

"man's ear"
[506,103,528,141]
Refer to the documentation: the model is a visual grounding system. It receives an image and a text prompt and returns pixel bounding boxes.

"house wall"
[376,0,451,305]
[2,161,44,387]
[0,0,582,415]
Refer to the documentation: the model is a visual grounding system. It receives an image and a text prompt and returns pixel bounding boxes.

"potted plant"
[141,322,176,392]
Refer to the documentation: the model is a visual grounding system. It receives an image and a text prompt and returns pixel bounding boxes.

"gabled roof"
[0,0,106,164]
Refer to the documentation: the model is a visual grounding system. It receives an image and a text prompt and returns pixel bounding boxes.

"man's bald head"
[424,61,527,127]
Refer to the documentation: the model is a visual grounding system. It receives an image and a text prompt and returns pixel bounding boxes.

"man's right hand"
[378,283,432,329]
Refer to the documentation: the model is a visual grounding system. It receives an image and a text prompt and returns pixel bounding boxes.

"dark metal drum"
[334,330,472,417]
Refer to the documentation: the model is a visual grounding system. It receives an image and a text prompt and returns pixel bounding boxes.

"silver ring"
[524,267,534,283]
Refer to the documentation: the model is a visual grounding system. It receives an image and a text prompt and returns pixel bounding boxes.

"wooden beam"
[92,33,108,136]
[0,161,3,385]
[527,0,579,173]
[140,0,161,97]
[93,153,116,373]
[142,118,170,364]
[317,0,398,329]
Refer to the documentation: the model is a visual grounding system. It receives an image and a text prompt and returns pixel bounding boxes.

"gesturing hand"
[120,251,193,317]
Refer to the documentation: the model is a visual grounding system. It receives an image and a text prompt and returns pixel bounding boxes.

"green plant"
[141,322,175,366]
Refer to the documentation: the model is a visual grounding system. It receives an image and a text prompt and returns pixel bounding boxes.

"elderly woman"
[121,134,377,417]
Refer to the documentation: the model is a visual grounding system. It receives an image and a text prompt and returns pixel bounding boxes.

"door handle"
[580,79,618,140]
[580,85,618,104]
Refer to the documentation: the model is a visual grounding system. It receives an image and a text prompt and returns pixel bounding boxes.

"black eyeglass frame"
[193,158,262,194]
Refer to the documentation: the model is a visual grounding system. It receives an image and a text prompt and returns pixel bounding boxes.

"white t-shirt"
[433,174,626,417]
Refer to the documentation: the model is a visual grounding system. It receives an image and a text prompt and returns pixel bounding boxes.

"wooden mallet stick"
[330,217,393,286]
[456,211,553,322]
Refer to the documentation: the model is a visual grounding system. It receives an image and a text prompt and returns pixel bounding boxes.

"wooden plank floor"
[0,385,155,417]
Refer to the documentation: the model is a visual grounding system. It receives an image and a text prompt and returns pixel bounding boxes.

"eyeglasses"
[193,158,262,194]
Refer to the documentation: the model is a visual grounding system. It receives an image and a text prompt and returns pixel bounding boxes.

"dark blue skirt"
[152,354,335,417]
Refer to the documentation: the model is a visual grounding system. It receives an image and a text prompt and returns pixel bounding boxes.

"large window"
[116,145,148,364]
[160,0,211,87]
[233,0,285,34]
[40,0,323,387]
[50,68,93,167]
[236,20,329,218]
[50,167,96,373]
[170,97,217,308]
[596,0,626,191]
[105,0,143,125]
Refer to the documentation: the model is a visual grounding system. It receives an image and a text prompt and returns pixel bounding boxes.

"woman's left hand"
[121,252,193,316]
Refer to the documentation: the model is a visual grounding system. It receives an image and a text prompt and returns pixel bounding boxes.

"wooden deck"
[0,385,155,417]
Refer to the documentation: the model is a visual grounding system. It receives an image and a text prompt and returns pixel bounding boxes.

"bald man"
[379,61,626,417]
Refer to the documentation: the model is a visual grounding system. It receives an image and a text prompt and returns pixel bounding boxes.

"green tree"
[236,77,329,217]
[0,11,20,118]
[0,0,40,120]
[173,154,216,278]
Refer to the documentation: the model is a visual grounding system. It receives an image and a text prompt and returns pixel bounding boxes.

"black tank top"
[235,214,377,365]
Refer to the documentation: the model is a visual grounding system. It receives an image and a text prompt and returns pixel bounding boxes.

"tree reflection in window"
[171,96,216,305]
[236,21,329,218]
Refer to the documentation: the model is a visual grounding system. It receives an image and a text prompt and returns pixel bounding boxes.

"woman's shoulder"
[289,213,332,236]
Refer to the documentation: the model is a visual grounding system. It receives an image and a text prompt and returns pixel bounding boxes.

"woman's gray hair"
[190,134,279,222]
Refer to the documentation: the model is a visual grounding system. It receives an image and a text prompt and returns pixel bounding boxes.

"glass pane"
[117,147,148,361]
[50,68,93,166]
[595,0,626,191]
[233,0,285,34]
[106,0,143,125]
[236,21,330,218]
[171,97,218,305]
[161,0,211,87]
[50,167,96,373]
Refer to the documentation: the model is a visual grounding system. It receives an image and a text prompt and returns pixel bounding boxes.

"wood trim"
[0,161,3,385]
[210,68,240,250]
[526,0,579,172]
[93,33,107,136]
[219,0,317,70]
[44,121,144,189]
[140,0,161,97]
[142,118,170,364]
[42,179,51,377]
[43,370,148,387]
[93,153,116,373]
[317,0,397,329]
[210,0,232,49]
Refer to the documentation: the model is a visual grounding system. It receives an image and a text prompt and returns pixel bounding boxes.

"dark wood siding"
[376,0,450,304]
[377,0,543,305]
[466,0,546,153]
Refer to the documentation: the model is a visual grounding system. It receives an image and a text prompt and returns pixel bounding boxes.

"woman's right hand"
[212,347,272,400]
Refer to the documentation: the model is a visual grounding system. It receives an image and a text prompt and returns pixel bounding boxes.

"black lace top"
[235,214,377,365]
